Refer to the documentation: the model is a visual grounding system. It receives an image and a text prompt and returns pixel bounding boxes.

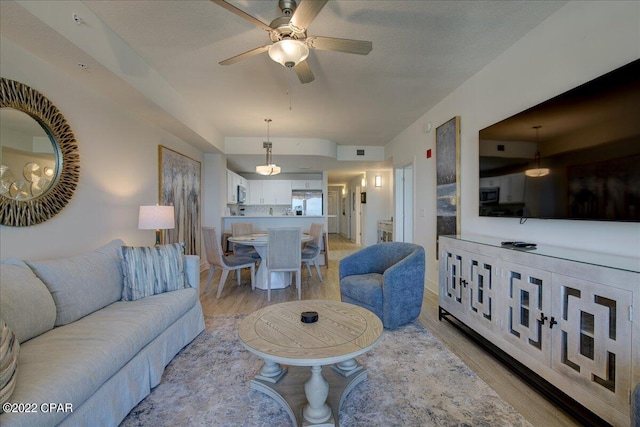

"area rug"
[120,314,531,426]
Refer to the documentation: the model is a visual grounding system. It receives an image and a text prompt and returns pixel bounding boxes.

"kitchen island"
[222,215,328,265]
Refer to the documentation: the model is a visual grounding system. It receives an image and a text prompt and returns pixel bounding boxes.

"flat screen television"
[478,58,640,222]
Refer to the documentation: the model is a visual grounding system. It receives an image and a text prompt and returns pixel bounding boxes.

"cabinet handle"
[549,317,558,329]
[539,313,548,325]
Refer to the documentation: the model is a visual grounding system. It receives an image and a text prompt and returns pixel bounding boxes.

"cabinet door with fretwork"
[439,248,464,317]
[463,252,499,332]
[501,261,553,366]
[550,274,632,414]
[439,247,499,333]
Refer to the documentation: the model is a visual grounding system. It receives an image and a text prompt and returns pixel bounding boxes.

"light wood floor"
[199,234,580,427]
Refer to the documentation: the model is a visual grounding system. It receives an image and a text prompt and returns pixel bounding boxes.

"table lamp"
[138,205,175,245]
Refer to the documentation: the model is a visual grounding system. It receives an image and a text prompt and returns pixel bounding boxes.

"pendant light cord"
[265,118,272,164]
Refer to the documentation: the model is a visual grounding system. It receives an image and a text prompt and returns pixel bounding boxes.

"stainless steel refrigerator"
[291,190,323,216]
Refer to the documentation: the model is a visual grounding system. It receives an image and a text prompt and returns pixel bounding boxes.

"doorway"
[395,162,414,242]
[327,190,339,233]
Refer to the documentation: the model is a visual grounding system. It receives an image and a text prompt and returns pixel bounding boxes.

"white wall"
[0,37,206,260]
[386,1,640,292]
[359,170,393,247]
[338,186,351,238]
[202,152,227,260]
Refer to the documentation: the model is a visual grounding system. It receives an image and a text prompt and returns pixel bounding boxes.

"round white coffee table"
[238,300,383,427]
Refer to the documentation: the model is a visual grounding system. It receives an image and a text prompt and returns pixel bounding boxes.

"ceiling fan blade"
[294,60,315,84]
[306,36,372,55]
[210,0,272,32]
[219,45,271,65]
[290,0,328,30]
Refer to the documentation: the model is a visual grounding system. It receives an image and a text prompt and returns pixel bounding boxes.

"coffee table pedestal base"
[250,364,368,427]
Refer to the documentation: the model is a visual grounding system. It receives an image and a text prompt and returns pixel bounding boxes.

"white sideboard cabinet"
[438,235,639,426]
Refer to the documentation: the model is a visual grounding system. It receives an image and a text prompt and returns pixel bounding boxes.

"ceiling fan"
[211,0,372,84]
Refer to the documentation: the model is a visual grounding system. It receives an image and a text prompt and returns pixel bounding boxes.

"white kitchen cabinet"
[248,180,263,205]
[227,170,237,204]
[498,173,525,204]
[248,180,292,205]
[291,179,322,190]
[227,170,247,204]
[439,235,638,426]
[479,177,499,188]
[268,180,292,205]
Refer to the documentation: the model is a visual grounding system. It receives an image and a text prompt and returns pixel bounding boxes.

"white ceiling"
[1,0,567,184]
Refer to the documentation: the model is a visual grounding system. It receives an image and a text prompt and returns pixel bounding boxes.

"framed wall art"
[159,146,201,256]
[435,116,461,257]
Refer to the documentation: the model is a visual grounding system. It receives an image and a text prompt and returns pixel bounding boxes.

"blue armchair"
[339,242,425,329]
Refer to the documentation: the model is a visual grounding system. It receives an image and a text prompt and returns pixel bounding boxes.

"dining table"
[228,232,312,291]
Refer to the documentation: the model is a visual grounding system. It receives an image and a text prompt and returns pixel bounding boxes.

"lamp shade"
[268,39,309,68]
[255,164,281,176]
[138,205,175,230]
[525,168,550,177]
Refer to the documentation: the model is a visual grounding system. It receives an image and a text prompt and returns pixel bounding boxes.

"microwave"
[479,187,499,204]
[237,185,246,204]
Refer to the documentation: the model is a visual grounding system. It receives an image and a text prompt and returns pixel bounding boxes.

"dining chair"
[301,223,323,282]
[231,223,261,260]
[202,227,256,299]
[266,227,302,302]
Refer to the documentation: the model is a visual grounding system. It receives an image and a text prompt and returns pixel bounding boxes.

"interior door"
[328,191,338,233]
[394,162,414,242]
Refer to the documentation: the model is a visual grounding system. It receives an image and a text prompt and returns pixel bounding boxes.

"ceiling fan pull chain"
[287,72,293,111]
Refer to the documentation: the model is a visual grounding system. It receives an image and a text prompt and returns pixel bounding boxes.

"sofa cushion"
[0,319,20,410]
[26,240,124,327]
[340,273,384,319]
[119,243,187,301]
[5,287,198,427]
[0,260,56,343]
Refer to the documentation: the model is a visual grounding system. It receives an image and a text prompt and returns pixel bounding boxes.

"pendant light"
[256,119,281,176]
[525,126,550,178]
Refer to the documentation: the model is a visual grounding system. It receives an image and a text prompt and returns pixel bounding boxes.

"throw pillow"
[26,239,125,326]
[0,260,56,343]
[0,319,20,411]
[119,243,187,301]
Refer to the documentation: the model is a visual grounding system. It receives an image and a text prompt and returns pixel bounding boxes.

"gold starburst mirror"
[1,78,80,226]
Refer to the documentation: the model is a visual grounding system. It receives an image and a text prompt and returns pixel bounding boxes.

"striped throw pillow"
[0,319,19,411]
[119,243,187,301]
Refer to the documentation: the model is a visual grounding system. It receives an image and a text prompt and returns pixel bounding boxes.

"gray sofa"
[0,239,205,427]
[339,242,425,329]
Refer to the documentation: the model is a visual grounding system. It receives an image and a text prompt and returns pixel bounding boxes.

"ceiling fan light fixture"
[268,39,309,68]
